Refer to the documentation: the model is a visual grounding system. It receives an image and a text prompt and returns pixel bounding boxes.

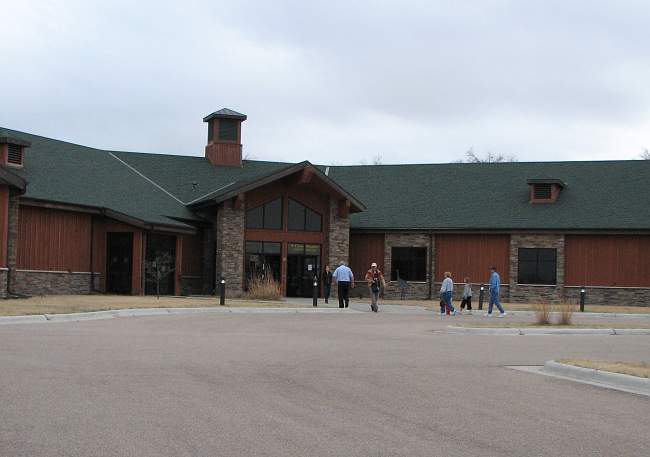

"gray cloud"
[1,0,649,164]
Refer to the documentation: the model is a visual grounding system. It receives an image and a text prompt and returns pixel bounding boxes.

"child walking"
[460,277,472,315]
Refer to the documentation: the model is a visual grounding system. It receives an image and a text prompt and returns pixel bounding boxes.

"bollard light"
[312,277,318,307]
[478,284,485,310]
[579,287,586,312]
[219,276,226,306]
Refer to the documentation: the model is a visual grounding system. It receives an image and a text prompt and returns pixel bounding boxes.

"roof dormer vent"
[527,178,565,204]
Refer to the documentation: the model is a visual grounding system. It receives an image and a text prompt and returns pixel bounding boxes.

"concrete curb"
[447,325,650,335]
[544,360,650,395]
[0,314,48,325]
[0,306,363,325]
[484,310,650,319]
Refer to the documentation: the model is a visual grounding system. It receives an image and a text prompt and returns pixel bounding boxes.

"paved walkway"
[1,312,648,456]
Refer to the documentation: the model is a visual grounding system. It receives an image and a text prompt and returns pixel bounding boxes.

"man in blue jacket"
[486,266,507,318]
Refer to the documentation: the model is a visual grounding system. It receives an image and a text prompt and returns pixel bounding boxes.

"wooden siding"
[181,233,203,277]
[17,205,92,271]
[565,235,650,287]
[349,234,385,277]
[0,186,8,267]
[435,234,510,283]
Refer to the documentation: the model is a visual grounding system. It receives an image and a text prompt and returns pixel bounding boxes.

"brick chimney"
[203,108,247,167]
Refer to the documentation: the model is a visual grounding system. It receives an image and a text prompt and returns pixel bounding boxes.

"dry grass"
[556,303,575,325]
[559,359,650,378]
[534,301,552,325]
[0,294,293,316]
[409,300,650,314]
[246,276,282,301]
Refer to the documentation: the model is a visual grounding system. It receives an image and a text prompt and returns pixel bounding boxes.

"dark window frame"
[218,119,239,142]
[245,198,283,230]
[287,198,322,232]
[390,247,427,282]
[517,248,557,285]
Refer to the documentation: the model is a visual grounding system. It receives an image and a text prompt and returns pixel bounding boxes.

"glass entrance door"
[286,243,320,297]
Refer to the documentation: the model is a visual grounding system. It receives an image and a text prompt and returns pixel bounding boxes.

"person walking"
[365,262,385,312]
[332,261,354,308]
[322,265,333,304]
[440,271,458,316]
[485,266,507,317]
[460,277,472,314]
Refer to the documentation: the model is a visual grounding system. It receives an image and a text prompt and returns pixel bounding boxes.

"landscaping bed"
[558,359,650,378]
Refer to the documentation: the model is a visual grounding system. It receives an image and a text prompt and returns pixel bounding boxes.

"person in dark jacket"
[322,265,333,304]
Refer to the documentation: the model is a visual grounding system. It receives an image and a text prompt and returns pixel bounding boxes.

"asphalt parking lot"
[1,310,648,457]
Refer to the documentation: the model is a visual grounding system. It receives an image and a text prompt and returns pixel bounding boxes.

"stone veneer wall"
[0,269,7,298]
[327,199,350,298]
[509,233,565,303]
[6,191,20,294]
[383,233,432,300]
[13,271,100,295]
[215,200,245,297]
[564,286,650,307]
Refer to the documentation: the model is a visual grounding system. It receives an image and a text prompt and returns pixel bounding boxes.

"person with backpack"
[459,277,473,314]
[365,262,385,312]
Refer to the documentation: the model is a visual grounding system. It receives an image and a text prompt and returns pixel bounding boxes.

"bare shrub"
[556,302,575,325]
[246,275,281,301]
[534,301,551,325]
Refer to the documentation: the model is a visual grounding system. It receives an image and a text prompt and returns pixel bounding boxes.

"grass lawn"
[0,295,296,316]
[558,359,650,378]
[452,322,650,329]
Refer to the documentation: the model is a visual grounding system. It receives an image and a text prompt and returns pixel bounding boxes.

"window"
[7,144,23,165]
[391,247,427,281]
[246,198,282,230]
[517,248,557,284]
[218,119,238,141]
[533,183,552,200]
[287,199,322,231]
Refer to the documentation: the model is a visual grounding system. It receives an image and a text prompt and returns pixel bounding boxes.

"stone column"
[215,200,245,297]
[6,191,20,294]
[327,199,350,297]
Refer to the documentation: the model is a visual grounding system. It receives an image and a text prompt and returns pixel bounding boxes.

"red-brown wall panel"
[181,233,203,277]
[565,235,650,287]
[17,206,92,271]
[435,234,510,283]
[349,234,385,278]
[0,186,9,267]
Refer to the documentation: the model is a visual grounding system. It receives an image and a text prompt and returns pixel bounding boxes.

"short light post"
[313,276,318,307]
[478,284,485,310]
[219,276,226,306]
[580,287,586,312]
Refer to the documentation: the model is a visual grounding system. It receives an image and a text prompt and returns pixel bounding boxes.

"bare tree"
[462,147,517,163]
[145,252,175,298]
[359,153,383,165]
[641,149,650,160]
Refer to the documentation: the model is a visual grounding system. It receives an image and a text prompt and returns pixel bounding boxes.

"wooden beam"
[297,167,314,185]
[233,193,245,210]
[338,199,350,218]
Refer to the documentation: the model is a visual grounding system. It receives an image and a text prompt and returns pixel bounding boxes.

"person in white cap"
[365,262,385,312]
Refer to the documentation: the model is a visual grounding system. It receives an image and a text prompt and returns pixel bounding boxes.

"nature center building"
[1,109,649,305]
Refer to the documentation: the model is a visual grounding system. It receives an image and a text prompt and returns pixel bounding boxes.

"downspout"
[427,232,433,300]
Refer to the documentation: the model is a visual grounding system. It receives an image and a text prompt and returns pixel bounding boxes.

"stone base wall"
[509,285,562,304]
[12,271,101,296]
[215,201,245,298]
[565,286,650,307]
[327,199,351,298]
[0,269,7,298]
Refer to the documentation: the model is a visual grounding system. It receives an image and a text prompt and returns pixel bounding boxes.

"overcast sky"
[1,0,649,164]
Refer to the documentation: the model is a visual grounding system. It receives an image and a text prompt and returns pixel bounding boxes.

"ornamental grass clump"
[246,275,282,301]
[534,301,552,325]
[556,302,575,325]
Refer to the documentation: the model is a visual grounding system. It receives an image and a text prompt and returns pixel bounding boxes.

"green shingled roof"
[2,127,650,232]
[327,161,650,230]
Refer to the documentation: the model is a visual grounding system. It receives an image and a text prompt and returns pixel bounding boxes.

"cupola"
[203,108,247,167]
[527,178,565,204]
